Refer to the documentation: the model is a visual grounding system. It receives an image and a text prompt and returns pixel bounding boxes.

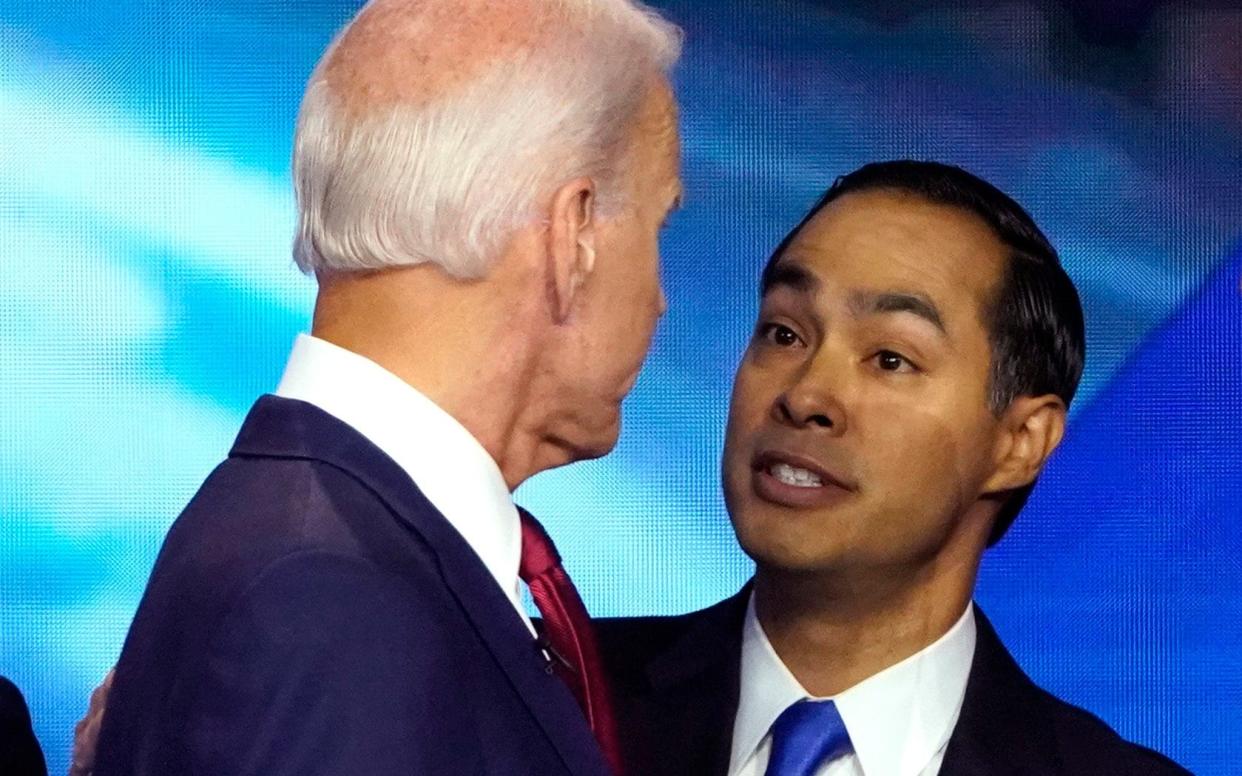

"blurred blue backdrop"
[1,1,1239,773]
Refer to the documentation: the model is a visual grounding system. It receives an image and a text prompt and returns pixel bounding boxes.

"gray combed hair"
[292,0,682,279]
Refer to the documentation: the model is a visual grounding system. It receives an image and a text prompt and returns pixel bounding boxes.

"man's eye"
[758,323,802,347]
[874,350,917,372]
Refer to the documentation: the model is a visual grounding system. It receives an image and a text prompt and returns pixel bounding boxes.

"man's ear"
[982,394,1067,495]
[546,177,597,323]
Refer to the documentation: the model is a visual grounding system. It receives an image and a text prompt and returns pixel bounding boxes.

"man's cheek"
[728,376,760,423]
[870,427,960,495]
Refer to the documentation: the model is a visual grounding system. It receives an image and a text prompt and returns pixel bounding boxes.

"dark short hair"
[762,160,1085,545]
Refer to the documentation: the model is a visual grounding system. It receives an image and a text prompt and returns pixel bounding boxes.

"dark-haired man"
[601,161,1188,775]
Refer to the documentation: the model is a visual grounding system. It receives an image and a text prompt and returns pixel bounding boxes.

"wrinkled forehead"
[639,82,682,171]
[616,80,683,199]
[318,0,562,114]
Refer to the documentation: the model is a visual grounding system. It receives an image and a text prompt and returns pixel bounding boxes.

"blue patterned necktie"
[764,699,853,776]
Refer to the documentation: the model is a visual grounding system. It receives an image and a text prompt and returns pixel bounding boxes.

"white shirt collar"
[731,594,976,776]
[274,333,532,632]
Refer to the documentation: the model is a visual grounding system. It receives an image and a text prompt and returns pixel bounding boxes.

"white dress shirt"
[274,333,534,634]
[730,596,976,776]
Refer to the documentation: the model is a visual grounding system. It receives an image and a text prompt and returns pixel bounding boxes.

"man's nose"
[773,358,848,435]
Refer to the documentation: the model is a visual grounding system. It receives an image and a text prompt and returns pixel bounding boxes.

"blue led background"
[1,1,1239,773]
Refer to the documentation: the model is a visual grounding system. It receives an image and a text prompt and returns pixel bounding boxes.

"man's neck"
[311,263,556,489]
[753,555,979,698]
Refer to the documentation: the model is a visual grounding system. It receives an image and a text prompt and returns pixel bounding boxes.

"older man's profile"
[89,1,682,775]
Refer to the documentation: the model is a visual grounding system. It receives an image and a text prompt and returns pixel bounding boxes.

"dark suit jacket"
[598,590,1188,776]
[94,395,609,776]
[0,676,46,776]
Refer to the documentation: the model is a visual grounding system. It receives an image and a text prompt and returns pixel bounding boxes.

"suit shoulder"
[0,675,23,705]
[595,595,745,684]
[0,675,31,724]
[1034,685,1189,774]
[966,609,1189,774]
[595,614,694,696]
[0,675,45,776]
[596,600,731,648]
[596,612,700,655]
[121,458,444,680]
[163,454,433,583]
[215,548,450,655]
[184,454,387,533]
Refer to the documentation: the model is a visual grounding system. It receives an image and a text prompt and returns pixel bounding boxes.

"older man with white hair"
[87,1,683,774]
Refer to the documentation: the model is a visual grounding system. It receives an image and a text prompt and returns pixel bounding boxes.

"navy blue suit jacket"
[0,676,46,776]
[599,590,1189,775]
[94,396,609,776]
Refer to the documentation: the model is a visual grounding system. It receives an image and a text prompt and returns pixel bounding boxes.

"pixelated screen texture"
[0,2,1239,773]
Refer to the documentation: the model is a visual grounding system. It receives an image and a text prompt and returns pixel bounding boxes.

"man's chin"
[560,411,622,464]
[732,512,855,575]
[745,544,845,576]
[576,436,618,462]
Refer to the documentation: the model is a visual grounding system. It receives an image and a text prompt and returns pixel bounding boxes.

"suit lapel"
[940,606,1061,775]
[231,396,608,776]
[632,589,750,776]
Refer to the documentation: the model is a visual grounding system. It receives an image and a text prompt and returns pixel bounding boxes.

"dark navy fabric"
[0,676,46,776]
[597,591,1189,776]
[93,395,609,776]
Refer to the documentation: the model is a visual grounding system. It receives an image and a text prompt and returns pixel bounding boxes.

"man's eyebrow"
[761,260,819,297]
[849,290,947,334]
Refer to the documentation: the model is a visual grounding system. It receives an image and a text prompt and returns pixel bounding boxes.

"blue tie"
[764,699,853,776]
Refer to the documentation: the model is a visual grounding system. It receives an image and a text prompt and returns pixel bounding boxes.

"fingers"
[69,668,115,776]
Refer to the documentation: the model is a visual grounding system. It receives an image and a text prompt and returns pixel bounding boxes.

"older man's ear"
[547,177,597,323]
[69,668,113,776]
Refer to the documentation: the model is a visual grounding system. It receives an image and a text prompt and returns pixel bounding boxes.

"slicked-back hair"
[761,161,1085,545]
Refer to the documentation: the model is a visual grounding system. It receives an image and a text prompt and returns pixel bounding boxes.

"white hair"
[292,0,682,278]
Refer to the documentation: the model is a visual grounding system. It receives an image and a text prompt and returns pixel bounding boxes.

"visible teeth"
[770,462,823,488]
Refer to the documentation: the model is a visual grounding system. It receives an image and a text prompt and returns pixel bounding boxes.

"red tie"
[517,508,624,775]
